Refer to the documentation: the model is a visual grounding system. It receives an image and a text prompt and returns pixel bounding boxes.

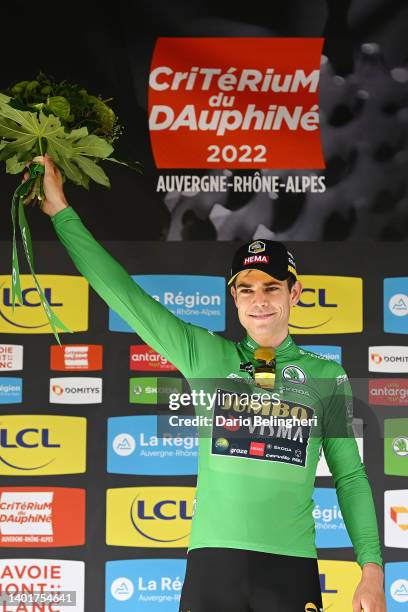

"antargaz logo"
[0,275,88,334]
[289,276,362,334]
[0,415,86,475]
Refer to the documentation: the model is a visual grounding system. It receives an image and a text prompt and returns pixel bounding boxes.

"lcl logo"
[297,289,337,308]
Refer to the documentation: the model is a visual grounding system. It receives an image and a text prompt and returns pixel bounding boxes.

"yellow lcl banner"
[289,276,363,334]
[0,415,87,475]
[0,275,88,334]
[106,486,196,547]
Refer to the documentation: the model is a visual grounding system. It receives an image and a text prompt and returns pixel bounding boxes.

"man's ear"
[230,284,237,306]
[290,280,303,307]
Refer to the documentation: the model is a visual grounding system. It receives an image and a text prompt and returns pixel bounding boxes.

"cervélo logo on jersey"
[50,344,103,371]
[0,415,86,475]
[369,380,408,406]
[289,276,362,334]
[0,559,85,611]
[149,38,324,169]
[106,487,195,547]
[0,487,85,547]
[49,378,102,404]
[369,347,408,373]
[0,275,88,334]
[130,345,177,372]
[0,345,23,371]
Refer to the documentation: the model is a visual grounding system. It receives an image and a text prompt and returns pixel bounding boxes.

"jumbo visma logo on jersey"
[0,416,86,475]
[289,276,363,334]
[106,487,195,547]
[0,275,89,334]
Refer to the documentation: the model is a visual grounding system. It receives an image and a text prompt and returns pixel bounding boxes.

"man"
[33,155,385,611]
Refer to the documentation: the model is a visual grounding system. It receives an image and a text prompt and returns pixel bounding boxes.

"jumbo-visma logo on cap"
[0,415,86,475]
[289,276,363,334]
[0,275,88,334]
[106,487,195,547]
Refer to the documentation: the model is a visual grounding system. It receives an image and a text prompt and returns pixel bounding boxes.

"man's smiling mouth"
[248,313,275,320]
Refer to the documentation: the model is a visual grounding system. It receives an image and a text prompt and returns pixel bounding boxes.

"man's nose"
[252,289,269,305]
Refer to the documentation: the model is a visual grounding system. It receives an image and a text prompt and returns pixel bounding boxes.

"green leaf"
[0,92,11,103]
[65,127,89,140]
[71,134,113,158]
[6,154,26,174]
[75,155,110,187]
[46,96,71,121]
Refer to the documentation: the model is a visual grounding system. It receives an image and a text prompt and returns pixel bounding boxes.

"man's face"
[230,269,302,339]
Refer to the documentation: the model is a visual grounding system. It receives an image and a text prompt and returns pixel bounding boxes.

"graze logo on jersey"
[0,559,85,611]
[317,561,361,612]
[149,38,324,169]
[105,558,186,609]
[49,377,102,404]
[0,378,22,404]
[317,419,363,477]
[385,562,408,609]
[0,415,86,476]
[313,488,352,548]
[0,487,85,547]
[130,345,177,372]
[385,490,408,548]
[129,377,182,405]
[109,275,225,332]
[211,390,315,467]
[50,344,103,371]
[282,365,306,384]
[107,416,198,476]
[0,345,23,371]
[106,487,195,547]
[369,346,408,373]
[369,379,408,406]
[289,276,362,334]
[384,419,408,477]
[0,275,88,334]
[384,278,408,334]
[300,345,342,364]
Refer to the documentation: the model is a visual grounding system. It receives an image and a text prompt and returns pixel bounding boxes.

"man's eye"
[266,287,279,292]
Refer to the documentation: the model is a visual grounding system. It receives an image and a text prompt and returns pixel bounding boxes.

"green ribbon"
[11,163,72,345]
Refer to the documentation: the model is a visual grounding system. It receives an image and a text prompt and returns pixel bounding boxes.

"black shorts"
[179,547,323,612]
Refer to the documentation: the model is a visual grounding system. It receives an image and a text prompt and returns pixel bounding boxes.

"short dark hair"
[287,273,297,291]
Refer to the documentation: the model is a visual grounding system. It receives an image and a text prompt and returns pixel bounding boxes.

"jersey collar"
[240,333,296,357]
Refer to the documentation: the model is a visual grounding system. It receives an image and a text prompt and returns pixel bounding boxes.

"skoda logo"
[393,437,408,457]
[282,365,306,384]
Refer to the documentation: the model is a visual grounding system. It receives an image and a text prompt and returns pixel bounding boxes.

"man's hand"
[23,154,68,217]
[352,563,386,612]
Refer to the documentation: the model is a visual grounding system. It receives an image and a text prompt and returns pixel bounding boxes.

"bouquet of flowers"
[0,73,140,342]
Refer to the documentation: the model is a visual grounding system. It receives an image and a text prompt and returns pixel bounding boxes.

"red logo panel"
[50,344,103,371]
[0,487,85,547]
[368,379,408,406]
[149,37,324,169]
[130,345,177,372]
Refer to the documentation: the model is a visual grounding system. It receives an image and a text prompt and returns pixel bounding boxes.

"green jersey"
[52,206,382,568]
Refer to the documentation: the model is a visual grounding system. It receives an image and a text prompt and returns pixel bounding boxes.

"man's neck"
[247,327,289,349]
